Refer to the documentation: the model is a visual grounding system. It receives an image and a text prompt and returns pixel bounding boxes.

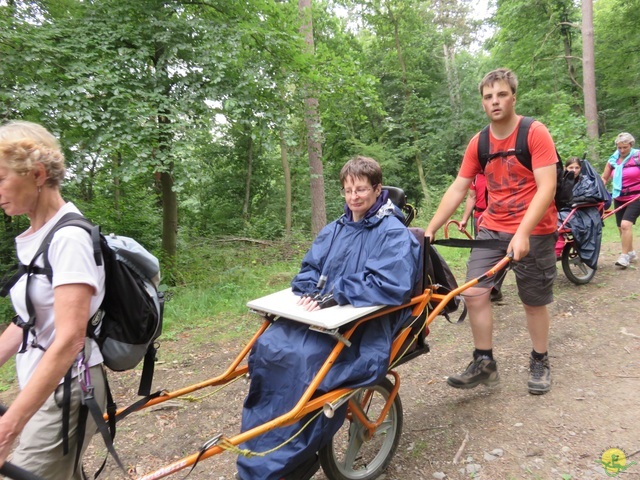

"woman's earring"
[37,186,41,194]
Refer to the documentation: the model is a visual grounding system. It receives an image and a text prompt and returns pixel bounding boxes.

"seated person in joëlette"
[236,155,421,480]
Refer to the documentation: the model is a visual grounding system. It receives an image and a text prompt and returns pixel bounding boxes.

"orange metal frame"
[116,251,511,480]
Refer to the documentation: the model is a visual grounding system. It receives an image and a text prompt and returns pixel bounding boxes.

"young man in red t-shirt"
[426,68,557,395]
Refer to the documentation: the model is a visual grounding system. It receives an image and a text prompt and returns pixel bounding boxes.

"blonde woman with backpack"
[0,121,106,479]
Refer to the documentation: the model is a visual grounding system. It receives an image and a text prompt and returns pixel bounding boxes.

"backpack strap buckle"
[81,384,95,403]
[76,354,92,394]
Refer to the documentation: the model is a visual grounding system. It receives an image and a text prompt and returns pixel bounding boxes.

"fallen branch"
[620,328,640,339]
[213,237,274,245]
[594,373,640,378]
[453,429,470,464]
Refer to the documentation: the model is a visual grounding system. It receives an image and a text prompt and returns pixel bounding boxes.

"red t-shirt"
[459,117,558,235]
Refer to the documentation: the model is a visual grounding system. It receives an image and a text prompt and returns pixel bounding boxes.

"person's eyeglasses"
[340,185,377,198]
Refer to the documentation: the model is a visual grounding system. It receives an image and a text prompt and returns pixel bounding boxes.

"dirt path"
[3,242,640,480]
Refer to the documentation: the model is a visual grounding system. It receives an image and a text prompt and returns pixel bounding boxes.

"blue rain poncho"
[236,193,421,480]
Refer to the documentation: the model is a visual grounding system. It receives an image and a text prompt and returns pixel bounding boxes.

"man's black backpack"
[0,212,164,474]
[477,116,574,210]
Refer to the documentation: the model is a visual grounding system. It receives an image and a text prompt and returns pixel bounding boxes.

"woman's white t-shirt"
[10,202,105,389]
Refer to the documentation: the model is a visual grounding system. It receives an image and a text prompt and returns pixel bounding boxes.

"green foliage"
[0,357,16,393]
[164,237,307,338]
[0,0,638,249]
[594,0,640,137]
[541,104,588,159]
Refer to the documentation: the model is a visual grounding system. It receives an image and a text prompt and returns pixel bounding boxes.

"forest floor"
[3,240,640,480]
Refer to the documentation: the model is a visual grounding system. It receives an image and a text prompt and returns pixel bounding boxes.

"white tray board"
[246,288,384,329]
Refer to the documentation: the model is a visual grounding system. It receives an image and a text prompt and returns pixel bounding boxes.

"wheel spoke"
[577,263,589,275]
[373,419,393,437]
[342,427,364,470]
[562,243,595,284]
[569,257,591,276]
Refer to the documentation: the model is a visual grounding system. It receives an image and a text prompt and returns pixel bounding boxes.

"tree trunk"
[152,39,178,261]
[299,0,326,236]
[443,43,461,120]
[280,130,292,237]
[113,151,121,217]
[243,134,253,219]
[389,5,429,204]
[582,0,599,159]
[160,170,177,259]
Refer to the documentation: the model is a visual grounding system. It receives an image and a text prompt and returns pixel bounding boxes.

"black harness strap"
[82,383,126,477]
[0,462,46,480]
[434,238,511,250]
[114,390,164,424]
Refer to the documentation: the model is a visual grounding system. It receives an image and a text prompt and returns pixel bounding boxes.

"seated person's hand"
[298,294,320,311]
[297,292,338,311]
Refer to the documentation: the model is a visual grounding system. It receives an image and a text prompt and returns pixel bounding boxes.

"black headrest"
[382,186,407,209]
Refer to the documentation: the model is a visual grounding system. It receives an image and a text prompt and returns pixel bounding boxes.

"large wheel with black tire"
[319,377,403,480]
[561,241,595,285]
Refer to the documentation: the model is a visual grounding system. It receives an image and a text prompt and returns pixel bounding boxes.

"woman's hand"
[297,295,320,312]
[0,415,20,468]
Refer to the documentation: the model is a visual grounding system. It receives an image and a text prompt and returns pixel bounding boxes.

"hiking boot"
[615,254,630,268]
[490,288,503,302]
[528,354,551,395]
[447,357,500,389]
[628,250,637,263]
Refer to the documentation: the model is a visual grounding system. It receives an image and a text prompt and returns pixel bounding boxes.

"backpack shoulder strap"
[477,116,535,172]
[4,213,99,353]
[39,214,102,275]
[477,125,491,172]
[0,213,90,298]
[0,264,27,298]
[514,116,534,171]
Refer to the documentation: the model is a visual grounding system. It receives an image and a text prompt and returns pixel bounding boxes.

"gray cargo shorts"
[465,228,557,307]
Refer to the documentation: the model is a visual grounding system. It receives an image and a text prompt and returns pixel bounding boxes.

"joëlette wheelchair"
[0,188,509,480]
[556,193,640,285]
[120,187,507,480]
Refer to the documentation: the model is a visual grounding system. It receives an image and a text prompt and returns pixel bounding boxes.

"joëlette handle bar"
[601,192,640,221]
[443,220,473,240]
[426,255,511,321]
[0,405,46,480]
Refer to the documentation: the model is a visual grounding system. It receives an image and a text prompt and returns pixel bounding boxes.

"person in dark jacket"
[556,157,609,268]
[236,156,421,480]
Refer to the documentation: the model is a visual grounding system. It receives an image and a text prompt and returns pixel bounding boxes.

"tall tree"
[581,0,598,157]
[299,0,327,235]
